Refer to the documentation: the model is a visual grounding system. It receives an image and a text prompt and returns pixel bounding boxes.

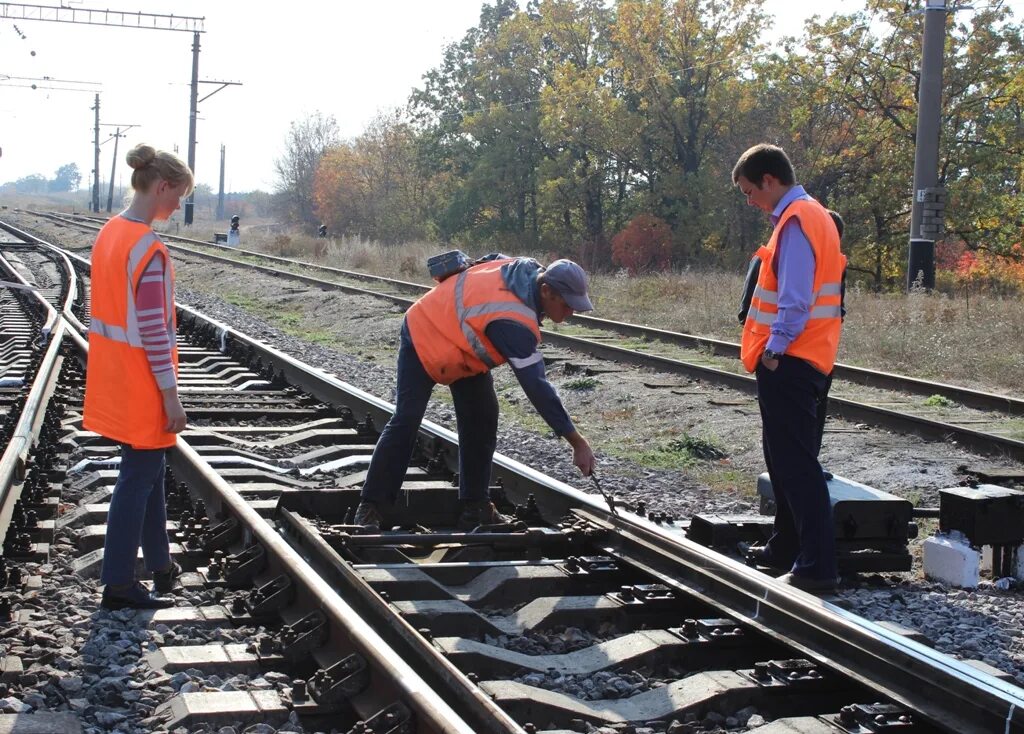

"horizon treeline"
[273,0,1024,291]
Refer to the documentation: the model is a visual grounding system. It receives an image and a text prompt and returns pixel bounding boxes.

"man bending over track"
[352,256,598,531]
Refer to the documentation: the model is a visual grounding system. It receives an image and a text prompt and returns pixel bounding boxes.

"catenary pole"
[217,144,226,221]
[91,94,100,213]
[907,0,948,291]
[106,127,119,213]
[185,31,201,226]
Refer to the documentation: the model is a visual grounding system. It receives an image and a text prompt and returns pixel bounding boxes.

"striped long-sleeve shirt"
[135,251,177,390]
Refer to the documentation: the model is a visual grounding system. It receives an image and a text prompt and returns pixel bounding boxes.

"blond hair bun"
[126,143,157,170]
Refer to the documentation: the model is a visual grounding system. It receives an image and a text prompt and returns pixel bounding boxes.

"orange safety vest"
[405,259,542,385]
[740,198,846,375]
[83,217,179,449]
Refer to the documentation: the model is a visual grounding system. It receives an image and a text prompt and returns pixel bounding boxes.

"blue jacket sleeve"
[484,319,576,437]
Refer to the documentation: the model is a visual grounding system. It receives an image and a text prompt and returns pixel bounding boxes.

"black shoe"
[101,581,175,610]
[152,561,182,594]
[744,545,790,572]
[457,500,512,531]
[352,501,383,531]
[777,572,839,592]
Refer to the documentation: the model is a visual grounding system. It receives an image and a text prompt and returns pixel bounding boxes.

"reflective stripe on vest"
[745,280,844,325]
[84,218,178,449]
[405,260,543,385]
[739,197,845,375]
[453,269,539,369]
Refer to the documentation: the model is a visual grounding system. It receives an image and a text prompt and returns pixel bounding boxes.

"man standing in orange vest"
[84,143,193,609]
[352,256,598,530]
[733,144,846,591]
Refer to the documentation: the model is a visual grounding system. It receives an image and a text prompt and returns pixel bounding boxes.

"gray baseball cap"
[544,259,594,311]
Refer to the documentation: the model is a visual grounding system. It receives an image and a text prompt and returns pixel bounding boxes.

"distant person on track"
[227,214,240,247]
[733,143,846,592]
[83,143,193,610]
[352,256,598,531]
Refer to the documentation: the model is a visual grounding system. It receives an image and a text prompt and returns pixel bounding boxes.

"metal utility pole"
[186,76,242,226]
[1,4,206,214]
[186,31,200,226]
[102,125,138,213]
[91,94,100,213]
[907,0,949,291]
[217,144,226,221]
[106,128,120,213]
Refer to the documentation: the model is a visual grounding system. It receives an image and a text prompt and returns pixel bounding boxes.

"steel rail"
[0,247,69,545]
[9,248,480,734]
[170,295,1024,734]
[61,228,1024,461]
[168,441,478,734]
[15,221,1022,732]
[14,212,1024,461]
[27,209,1024,417]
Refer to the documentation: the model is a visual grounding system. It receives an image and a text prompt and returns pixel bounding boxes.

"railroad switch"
[831,702,913,732]
[309,653,370,704]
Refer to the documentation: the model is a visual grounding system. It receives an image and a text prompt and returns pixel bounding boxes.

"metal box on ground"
[752,473,914,573]
[939,485,1024,547]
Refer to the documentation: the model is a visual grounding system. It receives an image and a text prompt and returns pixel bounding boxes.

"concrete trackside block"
[435,630,691,677]
[72,544,185,578]
[153,690,287,730]
[147,643,269,674]
[481,671,757,725]
[0,712,83,733]
[961,658,1017,684]
[147,605,232,627]
[750,718,839,733]
[77,522,176,552]
[922,534,980,588]
[395,595,627,637]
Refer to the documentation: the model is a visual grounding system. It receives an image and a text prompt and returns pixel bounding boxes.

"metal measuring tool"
[590,471,618,516]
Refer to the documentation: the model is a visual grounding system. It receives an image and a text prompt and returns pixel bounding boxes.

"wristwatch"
[764,349,784,360]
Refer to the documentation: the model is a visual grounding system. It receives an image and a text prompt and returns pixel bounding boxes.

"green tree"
[49,162,81,192]
[274,112,340,226]
[609,0,768,262]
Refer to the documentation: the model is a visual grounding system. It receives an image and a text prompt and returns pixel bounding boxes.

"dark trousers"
[100,446,171,586]
[756,356,837,580]
[360,320,498,504]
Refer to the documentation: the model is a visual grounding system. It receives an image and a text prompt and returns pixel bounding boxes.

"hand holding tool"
[589,471,618,516]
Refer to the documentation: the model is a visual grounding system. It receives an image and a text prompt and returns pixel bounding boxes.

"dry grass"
[179,224,1024,394]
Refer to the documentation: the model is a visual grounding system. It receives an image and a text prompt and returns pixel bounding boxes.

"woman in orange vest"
[352,257,598,530]
[83,143,193,609]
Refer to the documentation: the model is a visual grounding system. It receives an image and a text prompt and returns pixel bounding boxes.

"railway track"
[1,222,1024,732]
[19,208,1024,465]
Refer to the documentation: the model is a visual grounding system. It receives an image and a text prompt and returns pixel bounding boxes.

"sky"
[1,0,872,194]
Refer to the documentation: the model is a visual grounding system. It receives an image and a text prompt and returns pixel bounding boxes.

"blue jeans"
[100,445,172,586]
[360,320,498,505]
